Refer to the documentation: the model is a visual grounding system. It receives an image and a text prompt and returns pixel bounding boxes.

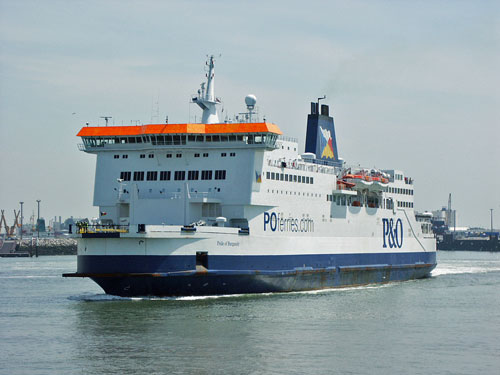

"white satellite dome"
[245,94,257,108]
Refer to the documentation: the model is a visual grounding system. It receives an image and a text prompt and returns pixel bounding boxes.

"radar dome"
[245,94,257,109]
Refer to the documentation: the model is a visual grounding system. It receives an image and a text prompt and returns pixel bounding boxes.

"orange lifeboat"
[337,180,356,188]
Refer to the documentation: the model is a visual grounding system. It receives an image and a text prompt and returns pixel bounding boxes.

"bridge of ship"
[77,122,283,150]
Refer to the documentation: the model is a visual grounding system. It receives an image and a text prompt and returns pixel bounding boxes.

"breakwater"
[17,238,77,256]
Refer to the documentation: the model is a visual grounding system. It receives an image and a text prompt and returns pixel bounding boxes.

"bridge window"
[221,153,226,157]
[148,154,154,159]
[173,135,185,145]
[176,153,182,158]
[122,155,128,159]
[230,152,236,157]
[114,155,119,159]
[140,154,145,159]
[120,171,131,181]
[194,153,200,157]
[166,154,172,158]
[203,153,209,157]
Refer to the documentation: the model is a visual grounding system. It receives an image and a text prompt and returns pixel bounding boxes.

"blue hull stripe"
[77,252,436,274]
[66,252,437,297]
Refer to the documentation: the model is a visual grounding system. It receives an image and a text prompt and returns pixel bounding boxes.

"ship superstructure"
[64,57,436,296]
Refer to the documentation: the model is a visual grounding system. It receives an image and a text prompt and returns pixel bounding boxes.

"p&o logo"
[382,218,403,248]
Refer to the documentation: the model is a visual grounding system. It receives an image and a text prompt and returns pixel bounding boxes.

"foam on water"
[432,261,500,276]
[0,275,60,279]
[68,293,134,302]
[67,282,396,302]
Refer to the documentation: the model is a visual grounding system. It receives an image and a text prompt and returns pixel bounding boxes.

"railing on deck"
[72,224,129,234]
[278,135,298,143]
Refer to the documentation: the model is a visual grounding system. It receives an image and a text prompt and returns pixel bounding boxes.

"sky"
[0,0,499,229]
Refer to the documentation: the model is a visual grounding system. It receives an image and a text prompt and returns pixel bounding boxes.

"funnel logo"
[319,126,335,159]
[255,171,262,183]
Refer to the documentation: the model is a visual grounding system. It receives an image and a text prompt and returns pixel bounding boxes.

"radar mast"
[192,55,220,124]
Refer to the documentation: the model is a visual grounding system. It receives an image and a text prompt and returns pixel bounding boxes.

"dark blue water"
[1,252,499,374]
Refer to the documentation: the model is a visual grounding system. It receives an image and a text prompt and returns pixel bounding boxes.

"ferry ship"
[63,56,437,296]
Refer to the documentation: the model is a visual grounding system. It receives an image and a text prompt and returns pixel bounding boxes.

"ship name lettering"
[217,241,240,247]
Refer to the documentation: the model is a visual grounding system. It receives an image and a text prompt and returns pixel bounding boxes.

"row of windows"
[119,170,227,182]
[388,187,413,195]
[326,195,414,210]
[114,152,236,159]
[325,195,394,210]
[267,189,321,198]
[84,133,278,147]
[266,171,314,184]
[398,201,414,208]
[151,134,276,146]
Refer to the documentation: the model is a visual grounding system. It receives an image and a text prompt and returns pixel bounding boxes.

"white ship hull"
[69,207,436,296]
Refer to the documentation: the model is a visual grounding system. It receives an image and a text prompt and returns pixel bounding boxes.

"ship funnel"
[305,100,340,164]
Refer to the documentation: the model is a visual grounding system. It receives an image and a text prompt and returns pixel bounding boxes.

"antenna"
[317,95,326,108]
[150,94,160,123]
[100,116,112,126]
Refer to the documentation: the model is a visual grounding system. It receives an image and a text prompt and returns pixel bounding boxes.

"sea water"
[0,251,499,375]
